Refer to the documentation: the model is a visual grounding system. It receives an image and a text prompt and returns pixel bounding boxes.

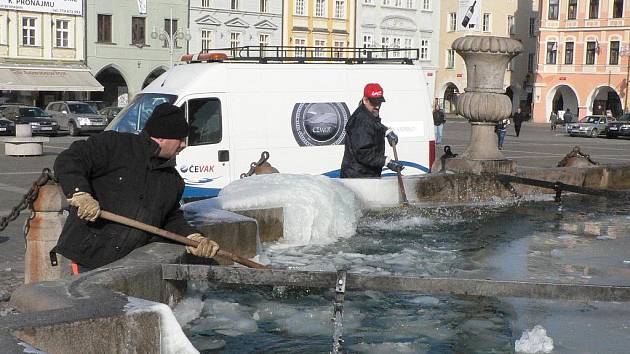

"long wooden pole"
[391,144,409,206]
[99,210,269,269]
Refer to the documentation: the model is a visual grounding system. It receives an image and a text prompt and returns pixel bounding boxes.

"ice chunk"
[216,174,363,246]
[350,341,430,354]
[515,325,554,353]
[173,296,205,328]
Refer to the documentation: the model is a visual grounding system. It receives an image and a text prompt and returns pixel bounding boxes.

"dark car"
[0,117,15,136]
[2,105,59,136]
[605,113,630,139]
[99,106,123,123]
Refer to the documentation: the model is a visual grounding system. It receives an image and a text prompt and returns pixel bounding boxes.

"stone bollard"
[15,124,33,137]
[24,184,67,284]
[3,123,49,156]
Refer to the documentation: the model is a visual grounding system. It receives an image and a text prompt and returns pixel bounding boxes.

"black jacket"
[54,131,196,269]
[433,110,445,126]
[512,112,526,125]
[340,104,387,178]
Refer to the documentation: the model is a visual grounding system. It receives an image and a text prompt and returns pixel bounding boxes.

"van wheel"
[590,129,598,137]
[69,123,80,136]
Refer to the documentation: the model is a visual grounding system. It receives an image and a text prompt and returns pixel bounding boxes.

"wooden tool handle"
[99,210,269,269]
[391,144,409,206]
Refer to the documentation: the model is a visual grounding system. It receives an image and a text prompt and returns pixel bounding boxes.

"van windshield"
[107,93,177,133]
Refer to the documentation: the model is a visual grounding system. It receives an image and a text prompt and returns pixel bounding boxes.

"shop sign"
[0,0,83,16]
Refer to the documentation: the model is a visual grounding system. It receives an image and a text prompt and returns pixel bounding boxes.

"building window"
[567,0,578,19]
[508,15,515,35]
[260,0,268,12]
[381,36,390,49]
[610,40,620,65]
[164,19,179,48]
[230,32,241,57]
[548,0,559,20]
[131,17,145,46]
[546,42,557,64]
[333,40,344,58]
[334,0,345,18]
[314,39,326,57]
[586,41,597,64]
[405,0,413,9]
[528,53,535,72]
[394,0,402,8]
[392,37,401,57]
[362,34,373,48]
[231,0,239,10]
[97,14,112,43]
[564,42,574,64]
[420,39,429,60]
[56,20,69,47]
[446,49,455,68]
[201,0,211,7]
[364,0,374,4]
[589,0,599,19]
[449,13,457,31]
[259,33,269,48]
[529,17,536,37]
[295,0,305,15]
[201,29,214,52]
[22,17,36,46]
[382,0,391,6]
[315,0,326,17]
[482,13,491,32]
[294,37,306,56]
[403,37,412,57]
[421,0,430,10]
[613,0,624,18]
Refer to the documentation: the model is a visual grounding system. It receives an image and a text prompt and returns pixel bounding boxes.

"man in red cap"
[340,83,403,178]
[53,103,220,275]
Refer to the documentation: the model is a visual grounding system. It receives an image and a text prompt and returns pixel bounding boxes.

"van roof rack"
[181,46,419,64]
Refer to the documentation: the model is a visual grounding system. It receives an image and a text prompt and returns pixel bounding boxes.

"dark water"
[176,196,630,353]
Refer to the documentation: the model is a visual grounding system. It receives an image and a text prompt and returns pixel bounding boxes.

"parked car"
[82,100,108,113]
[45,101,108,136]
[0,103,22,118]
[2,105,59,136]
[605,113,630,139]
[99,106,123,123]
[0,117,15,136]
[566,115,611,137]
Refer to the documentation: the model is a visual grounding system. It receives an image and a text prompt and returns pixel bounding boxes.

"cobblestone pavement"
[1,121,629,315]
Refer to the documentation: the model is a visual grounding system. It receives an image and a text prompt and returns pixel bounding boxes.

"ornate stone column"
[437,35,523,174]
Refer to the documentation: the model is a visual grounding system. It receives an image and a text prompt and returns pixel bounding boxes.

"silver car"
[567,115,611,138]
[45,101,108,136]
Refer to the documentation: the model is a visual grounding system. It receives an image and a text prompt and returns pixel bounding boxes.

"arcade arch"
[546,84,579,122]
[94,65,129,108]
[142,67,167,89]
[587,85,622,117]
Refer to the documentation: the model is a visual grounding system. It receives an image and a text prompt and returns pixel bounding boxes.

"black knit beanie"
[143,103,189,139]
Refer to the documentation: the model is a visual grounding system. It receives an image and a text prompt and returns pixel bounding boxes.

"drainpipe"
[84,0,89,100]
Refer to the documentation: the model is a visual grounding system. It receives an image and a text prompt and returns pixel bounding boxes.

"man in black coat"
[54,103,219,274]
[340,83,404,178]
[512,107,526,137]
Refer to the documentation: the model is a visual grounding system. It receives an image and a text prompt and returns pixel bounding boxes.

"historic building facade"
[435,0,539,114]
[533,0,628,122]
[86,0,189,107]
[356,0,439,100]
[0,1,102,107]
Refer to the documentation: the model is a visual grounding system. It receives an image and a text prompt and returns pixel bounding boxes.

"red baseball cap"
[363,83,386,103]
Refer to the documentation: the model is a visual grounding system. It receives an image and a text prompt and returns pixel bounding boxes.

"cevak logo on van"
[179,164,215,173]
[292,102,350,146]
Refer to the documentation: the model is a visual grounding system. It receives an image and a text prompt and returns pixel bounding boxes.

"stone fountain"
[435,35,523,174]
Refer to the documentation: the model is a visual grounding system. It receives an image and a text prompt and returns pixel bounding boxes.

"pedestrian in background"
[433,104,446,145]
[550,111,558,131]
[563,108,574,133]
[512,107,526,137]
[495,118,510,150]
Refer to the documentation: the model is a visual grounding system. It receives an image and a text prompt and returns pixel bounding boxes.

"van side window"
[187,98,222,146]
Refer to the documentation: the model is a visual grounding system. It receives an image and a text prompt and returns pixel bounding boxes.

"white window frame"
[55,19,70,48]
[449,12,457,32]
[201,0,211,7]
[403,37,413,58]
[230,32,241,56]
[381,36,391,49]
[294,0,305,15]
[394,0,402,7]
[333,40,345,58]
[259,33,270,47]
[420,39,430,60]
[364,0,374,5]
[260,0,269,12]
[585,38,598,65]
[507,15,515,35]
[294,37,306,56]
[334,0,346,19]
[392,37,401,57]
[546,41,558,64]
[314,38,326,57]
[446,49,455,68]
[482,13,491,32]
[315,0,326,17]
[421,0,430,10]
[201,29,214,52]
[405,0,413,9]
[22,17,36,46]
[382,0,391,6]
[231,0,239,10]
[609,39,620,65]
[362,33,373,48]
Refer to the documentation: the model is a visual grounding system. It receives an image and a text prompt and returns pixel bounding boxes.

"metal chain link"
[0,168,54,234]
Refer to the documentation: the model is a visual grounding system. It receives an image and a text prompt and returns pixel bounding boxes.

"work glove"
[186,233,220,258]
[385,128,399,147]
[385,157,404,173]
[67,192,100,222]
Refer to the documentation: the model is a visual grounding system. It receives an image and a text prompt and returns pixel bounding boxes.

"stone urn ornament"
[445,35,523,174]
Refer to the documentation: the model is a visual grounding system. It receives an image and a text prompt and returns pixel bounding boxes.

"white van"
[108,49,436,199]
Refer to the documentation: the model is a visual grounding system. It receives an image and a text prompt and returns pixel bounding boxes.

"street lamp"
[620,47,630,113]
[151,8,191,68]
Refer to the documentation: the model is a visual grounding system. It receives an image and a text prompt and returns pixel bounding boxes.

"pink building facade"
[533,0,629,123]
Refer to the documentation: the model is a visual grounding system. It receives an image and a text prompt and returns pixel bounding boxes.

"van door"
[177,95,230,199]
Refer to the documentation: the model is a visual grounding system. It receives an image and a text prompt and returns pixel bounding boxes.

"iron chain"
[0,168,55,234]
